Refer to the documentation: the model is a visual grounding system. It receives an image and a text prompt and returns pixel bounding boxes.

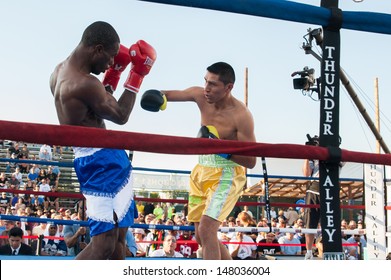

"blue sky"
[1,0,391,179]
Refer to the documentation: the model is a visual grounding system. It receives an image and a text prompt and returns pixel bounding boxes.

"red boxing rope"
[0,120,390,165]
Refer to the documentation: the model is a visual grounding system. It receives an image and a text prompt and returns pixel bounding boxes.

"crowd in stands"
[0,141,369,259]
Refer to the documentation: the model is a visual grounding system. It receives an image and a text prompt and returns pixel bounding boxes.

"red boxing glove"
[124,40,156,93]
[102,44,131,92]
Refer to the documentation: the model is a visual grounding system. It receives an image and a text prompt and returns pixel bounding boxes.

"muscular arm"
[162,86,203,102]
[64,226,85,248]
[163,87,256,168]
[230,108,257,169]
[80,79,136,125]
[54,74,136,127]
[302,159,312,177]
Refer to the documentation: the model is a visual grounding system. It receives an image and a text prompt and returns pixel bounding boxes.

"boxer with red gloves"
[102,44,131,92]
[102,40,156,94]
[50,21,157,260]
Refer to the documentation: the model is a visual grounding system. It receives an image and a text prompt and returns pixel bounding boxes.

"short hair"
[164,233,177,242]
[207,62,235,85]
[8,227,23,238]
[81,21,120,50]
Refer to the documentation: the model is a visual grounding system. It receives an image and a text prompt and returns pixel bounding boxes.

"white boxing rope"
[218,226,366,236]
[1,214,368,236]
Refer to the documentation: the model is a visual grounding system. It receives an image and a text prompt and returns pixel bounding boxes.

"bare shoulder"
[49,63,63,95]
[164,86,203,102]
[234,97,253,119]
[233,98,256,141]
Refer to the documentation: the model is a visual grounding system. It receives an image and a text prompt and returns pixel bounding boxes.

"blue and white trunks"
[73,147,134,237]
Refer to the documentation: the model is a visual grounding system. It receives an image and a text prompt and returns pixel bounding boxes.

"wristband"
[218,153,232,160]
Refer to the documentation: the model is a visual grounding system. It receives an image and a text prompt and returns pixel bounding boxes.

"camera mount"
[291,66,320,100]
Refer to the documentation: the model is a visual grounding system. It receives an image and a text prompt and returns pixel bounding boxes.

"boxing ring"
[0,119,389,260]
[1,0,391,261]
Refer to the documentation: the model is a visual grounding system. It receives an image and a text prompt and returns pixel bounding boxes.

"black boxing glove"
[140,89,167,112]
[197,125,232,160]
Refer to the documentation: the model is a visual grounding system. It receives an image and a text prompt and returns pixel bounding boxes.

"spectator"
[228,231,257,260]
[243,205,253,218]
[257,232,281,257]
[175,225,198,258]
[0,192,10,208]
[32,215,48,237]
[52,214,65,237]
[298,207,305,220]
[0,227,34,256]
[8,174,20,190]
[38,178,51,208]
[285,207,299,226]
[133,228,147,257]
[125,229,138,257]
[277,209,287,222]
[11,167,23,184]
[166,202,175,220]
[5,153,17,173]
[150,234,184,258]
[237,211,257,241]
[217,219,231,248]
[20,143,30,158]
[136,201,145,216]
[345,234,367,260]
[278,230,302,255]
[0,220,16,246]
[225,216,237,241]
[39,144,52,161]
[269,207,277,219]
[12,143,21,158]
[145,218,165,256]
[51,165,61,178]
[153,203,164,220]
[37,169,48,183]
[0,173,9,189]
[293,220,306,251]
[143,202,155,216]
[46,186,59,211]
[10,194,19,208]
[14,197,26,212]
[143,213,156,236]
[53,145,63,159]
[31,195,44,213]
[341,219,348,239]
[40,224,67,256]
[7,142,16,157]
[18,154,29,174]
[63,209,72,220]
[164,218,178,238]
[27,165,40,182]
[346,220,357,239]
[46,166,59,188]
[275,219,287,240]
[25,179,35,192]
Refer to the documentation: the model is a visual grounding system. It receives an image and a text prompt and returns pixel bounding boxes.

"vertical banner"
[386,166,391,254]
[319,0,343,259]
[364,164,387,259]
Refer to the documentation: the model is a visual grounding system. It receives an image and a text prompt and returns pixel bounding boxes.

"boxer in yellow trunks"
[188,126,246,223]
[140,62,257,259]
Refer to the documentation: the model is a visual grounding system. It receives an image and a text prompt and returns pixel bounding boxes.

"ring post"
[319,0,344,260]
